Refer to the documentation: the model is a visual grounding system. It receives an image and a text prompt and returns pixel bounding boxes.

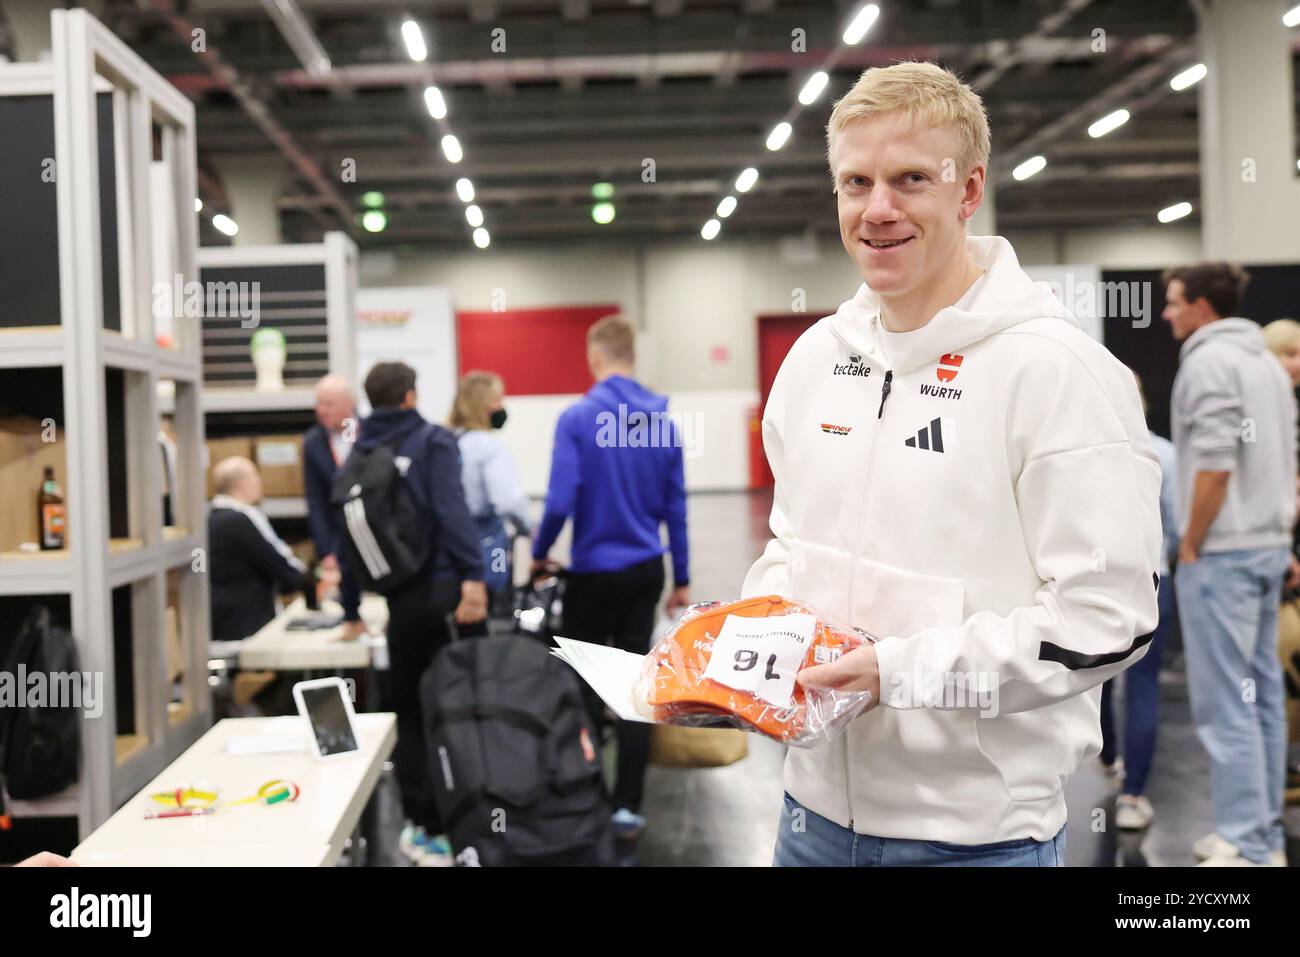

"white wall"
[359,224,1208,493]
[1005,225,1202,270]
[499,388,756,497]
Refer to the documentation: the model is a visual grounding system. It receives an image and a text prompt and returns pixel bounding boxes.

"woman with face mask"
[449,371,532,607]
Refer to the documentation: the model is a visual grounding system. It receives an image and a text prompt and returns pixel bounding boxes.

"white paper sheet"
[552,636,654,723]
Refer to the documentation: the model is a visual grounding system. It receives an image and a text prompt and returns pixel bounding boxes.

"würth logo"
[820,423,852,436]
[905,418,945,452]
[832,354,872,378]
[936,353,964,382]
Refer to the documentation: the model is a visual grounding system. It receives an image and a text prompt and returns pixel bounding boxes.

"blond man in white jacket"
[747,62,1162,866]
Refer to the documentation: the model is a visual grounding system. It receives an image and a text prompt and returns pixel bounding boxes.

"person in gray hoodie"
[1164,262,1296,867]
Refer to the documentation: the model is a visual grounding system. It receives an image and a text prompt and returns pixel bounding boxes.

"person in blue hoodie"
[532,315,690,840]
[357,361,487,867]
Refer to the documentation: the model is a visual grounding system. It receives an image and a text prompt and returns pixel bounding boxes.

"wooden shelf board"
[114,733,148,765]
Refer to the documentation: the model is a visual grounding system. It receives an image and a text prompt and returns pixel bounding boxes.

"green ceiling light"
[591,202,616,225]
[362,191,385,208]
[591,182,615,200]
[361,209,388,233]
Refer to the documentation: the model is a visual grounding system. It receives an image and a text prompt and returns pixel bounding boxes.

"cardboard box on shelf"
[254,434,305,498]
[204,436,254,498]
[0,416,67,553]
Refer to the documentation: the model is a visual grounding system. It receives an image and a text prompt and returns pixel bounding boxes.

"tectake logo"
[936,353,964,382]
[820,423,852,436]
[832,354,872,378]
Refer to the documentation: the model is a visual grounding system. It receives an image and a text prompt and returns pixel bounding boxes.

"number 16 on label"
[702,613,817,708]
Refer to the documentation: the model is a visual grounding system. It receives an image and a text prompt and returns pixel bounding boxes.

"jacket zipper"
[846,366,894,831]
[877,370,893,419]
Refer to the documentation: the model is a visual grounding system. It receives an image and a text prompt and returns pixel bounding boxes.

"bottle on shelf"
[38,466,67,551]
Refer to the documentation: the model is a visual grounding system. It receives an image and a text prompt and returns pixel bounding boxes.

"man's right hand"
[455,580,489,624]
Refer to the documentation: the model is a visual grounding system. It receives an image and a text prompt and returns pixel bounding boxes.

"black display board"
[0,91,121,330]
[1100,264,1300,438]
[198,263,328,387]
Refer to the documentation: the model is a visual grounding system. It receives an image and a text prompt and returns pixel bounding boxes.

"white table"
[72,713,396,868]
[238,595,388,671]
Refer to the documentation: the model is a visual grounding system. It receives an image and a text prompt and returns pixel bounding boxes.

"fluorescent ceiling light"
[455,178,475,202]
[1011,155,1047,181]
[473,227,490,248]
[1157,201,1193,224]
[424,86,447,119]
[361,210,387,233]
[1284,5,1300,28]
[194,198,202,213]
[1170,63,1207,91]
[1087,108,1130,138]
[735,168,759,193]
[716,196,737,218]
[701,219,721,240]
[766,122,792,151]
[798,71,829,106]
[212,214,238,236]
[401,20,427,62]
[441,134,463,163]
[843,4,880,45]
[465,204,483,227]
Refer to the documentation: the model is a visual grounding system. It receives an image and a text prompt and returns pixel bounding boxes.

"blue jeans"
[1099,579,1175,794]
[772,794,1066,867]
[1175,546,1289,863]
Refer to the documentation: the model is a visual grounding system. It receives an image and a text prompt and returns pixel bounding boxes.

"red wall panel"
[456,304,621,396]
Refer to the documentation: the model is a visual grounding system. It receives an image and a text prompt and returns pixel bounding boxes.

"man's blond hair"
[587,314,635,364]
[826,61,990,184]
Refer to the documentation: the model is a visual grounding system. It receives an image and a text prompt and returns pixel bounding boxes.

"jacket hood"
[1179,317,1267,362]
[587,374,668,414]
[356,406,426,450]
[827,235,1078,373]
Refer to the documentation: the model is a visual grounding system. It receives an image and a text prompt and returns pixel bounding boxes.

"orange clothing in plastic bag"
[639,595,876,745]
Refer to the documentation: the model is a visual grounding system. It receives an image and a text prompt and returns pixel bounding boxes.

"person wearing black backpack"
[350,361,487,867]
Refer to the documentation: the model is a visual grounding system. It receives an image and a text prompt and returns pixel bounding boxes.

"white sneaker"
[416,833,455,868]
[1115,794,1154,830]
[1098,756,1124,780]
[1193,832,1239,862]
[397,824,427,864]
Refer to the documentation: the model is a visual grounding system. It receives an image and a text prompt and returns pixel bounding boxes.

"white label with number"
[702,613,816,708]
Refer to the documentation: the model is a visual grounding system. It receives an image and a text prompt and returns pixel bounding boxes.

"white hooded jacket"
[743,236,1161,844]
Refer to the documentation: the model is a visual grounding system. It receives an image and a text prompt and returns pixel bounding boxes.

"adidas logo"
[905,417,945,453]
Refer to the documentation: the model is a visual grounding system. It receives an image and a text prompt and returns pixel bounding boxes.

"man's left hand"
[797,642,881,708]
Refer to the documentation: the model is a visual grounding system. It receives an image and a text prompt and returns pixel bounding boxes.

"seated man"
[208,455,310,642]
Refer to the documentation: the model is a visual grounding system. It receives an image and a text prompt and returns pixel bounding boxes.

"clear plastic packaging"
[635,595,878,747]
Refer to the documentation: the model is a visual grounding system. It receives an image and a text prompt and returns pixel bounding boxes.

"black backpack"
[0,606,82,801]
[331,439,433,595]
[421,634,614,866]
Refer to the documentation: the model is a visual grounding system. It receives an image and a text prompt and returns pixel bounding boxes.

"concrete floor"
[372,490,1298,867]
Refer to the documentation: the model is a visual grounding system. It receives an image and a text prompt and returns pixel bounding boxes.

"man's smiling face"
[833,112,983,300]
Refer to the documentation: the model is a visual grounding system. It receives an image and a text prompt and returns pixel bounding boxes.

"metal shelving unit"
[194,235,357,534]
[0,10,210,836]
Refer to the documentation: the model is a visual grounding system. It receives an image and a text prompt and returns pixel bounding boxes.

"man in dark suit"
[304,374,364,639]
